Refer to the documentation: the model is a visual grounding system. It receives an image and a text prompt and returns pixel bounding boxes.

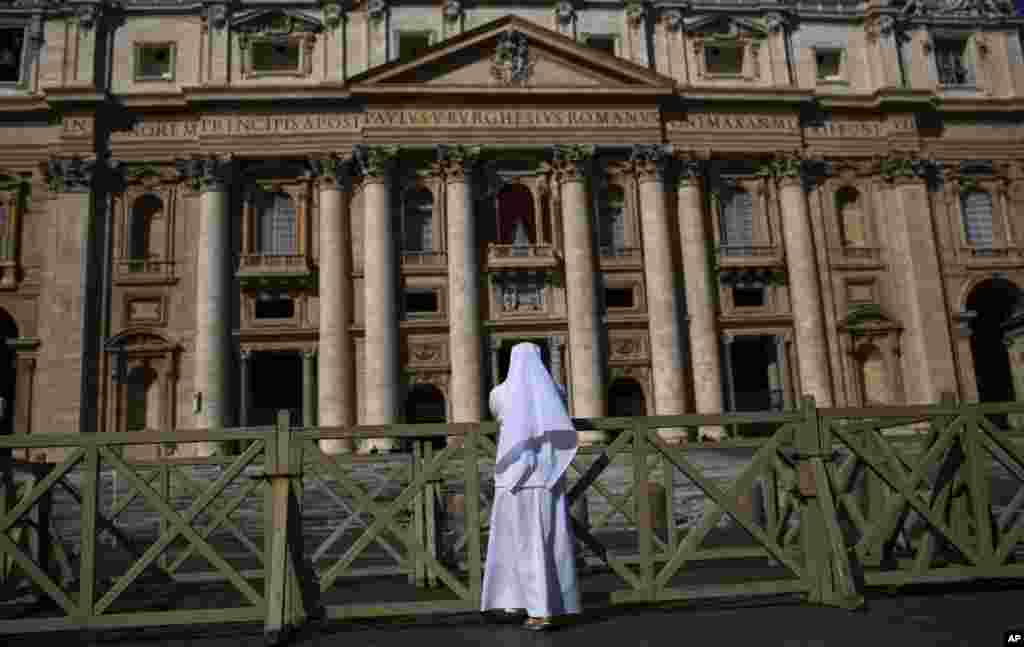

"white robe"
[481,376,581,617]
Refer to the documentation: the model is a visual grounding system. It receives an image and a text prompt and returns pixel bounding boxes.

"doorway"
[496,338,551,385]
[403,383,447,451]
[250,351,303,427]
[967,278,1019,428]
[608,378,646,417]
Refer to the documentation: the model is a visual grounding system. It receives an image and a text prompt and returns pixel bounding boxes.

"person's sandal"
[523,616,554,631]
[488,608,525,623]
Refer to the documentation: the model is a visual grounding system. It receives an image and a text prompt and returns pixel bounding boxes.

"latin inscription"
[668,113,799,132]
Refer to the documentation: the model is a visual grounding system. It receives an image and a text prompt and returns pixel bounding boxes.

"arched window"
[256,190,298,255]
[856,345,890,406]
[961,190,994,249]
[402,188,433,252]
[599,185,626,254]
[129,194,163,261]
[719,187,754,253]
[496,184,535,245]
[836,187,865,247]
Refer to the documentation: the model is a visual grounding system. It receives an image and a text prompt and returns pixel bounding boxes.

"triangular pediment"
[349,15,675,96]
[230,9,324,34]
[683,15,770,38]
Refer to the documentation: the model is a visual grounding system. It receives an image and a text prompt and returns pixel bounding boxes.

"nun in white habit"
[481,342,581,630]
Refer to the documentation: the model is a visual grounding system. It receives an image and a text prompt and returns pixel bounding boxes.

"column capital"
[675,155,708,190]
[434,144,482,183]
[43,156,99,193]
[175,154,235,192]
[759,153,831,192]
[308,153,353,191]
[878,153,943,189]
[630,144,672,183]
[545,145,595,183]
[352,144,400,183]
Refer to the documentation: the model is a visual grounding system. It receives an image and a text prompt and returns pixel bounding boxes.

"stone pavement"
[3,580,1022,647]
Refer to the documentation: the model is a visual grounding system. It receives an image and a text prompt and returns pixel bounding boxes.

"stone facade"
[0,1,1023,457]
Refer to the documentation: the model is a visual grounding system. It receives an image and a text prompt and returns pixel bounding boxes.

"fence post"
[797,396,863,609]
[264,409,320,646]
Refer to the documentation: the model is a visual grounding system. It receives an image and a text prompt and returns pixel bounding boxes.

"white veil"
[491,342,578,490]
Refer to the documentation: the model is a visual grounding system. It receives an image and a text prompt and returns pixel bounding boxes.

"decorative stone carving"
[434,144,481,182]
[491,30,533,86]
[308,153,352,190]
[175,155,234,192]
[321,2,344,30]
[878,153,942,188]
[630,144,672,183]
[202,3,229,32]
[75,3,101,30]
[864,14,896,43]
[609,335,646,360]
[758,153,830,192]
[676,156,706,188]
[625,1,646,26]
[352,144,400,179]
[442,0,462,22]
[937,0,1015,18]
[554,1,576,25]
[761,12,789,33]
[661,8,684,31]
[44,156,97,193]
[367,0,388,23]
[547,145,595,183]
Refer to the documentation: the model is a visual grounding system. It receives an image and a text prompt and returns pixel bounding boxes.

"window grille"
[257,191,298,255]
[720,188,754,254]
[961,190,994,248]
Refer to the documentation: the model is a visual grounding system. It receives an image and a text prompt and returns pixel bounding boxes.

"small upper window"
[135,43,175,81]
[587,34,616,56]
[405,289,439,315]
[398,31,432,60]
[934,39,973,86]
[0,28,24,84]
[815,50,842,81]
[251,39,301,74]
[705,44,744,75]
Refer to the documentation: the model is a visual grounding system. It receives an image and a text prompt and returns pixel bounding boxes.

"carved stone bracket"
[44,156,98,193]
[174,155,234,192]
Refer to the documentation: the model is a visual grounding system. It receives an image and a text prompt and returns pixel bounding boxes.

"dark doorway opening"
[496,338,551,386]
[403,383,446,451]
[0,308,17,438]
[250,352,303,427]
[728,336,785,436]
[608,378,646,417]
[968,278,1019,428]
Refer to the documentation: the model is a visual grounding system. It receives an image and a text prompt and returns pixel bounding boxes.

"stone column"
[302,349,316,428]
[549,146,605,445]
[311,155,355,453]
[239,349,251,428]
[774,163,833,407]
[176,155,234,456]
[633,146,687,443]
[354,145,400,453]
[677,158,725,439]
[881,165,959,404]
[436,146,483,441]
[38,158,99,444]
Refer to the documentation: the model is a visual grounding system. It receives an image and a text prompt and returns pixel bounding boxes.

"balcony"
[114,259,176,285]
[401,251,448,274]
[716,245,783,268]
[237,254,311,277]
[598,246,643,269]
[486,243,560,271]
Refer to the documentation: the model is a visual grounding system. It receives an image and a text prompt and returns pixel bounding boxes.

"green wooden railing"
[0,399,1023,644]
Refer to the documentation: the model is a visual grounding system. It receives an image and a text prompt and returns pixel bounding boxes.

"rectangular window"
[405,289,439,314]
[704,44,744,75]
[398,31,432,60]
[255,293,295,319]
[815,49,842,81]
[605,287,634,309]
[587,34,616,56]
[134,43,175,81]
[0,27,24,84]
[251,39,301,73]
[935,39,972,86]
[733,286,766,308]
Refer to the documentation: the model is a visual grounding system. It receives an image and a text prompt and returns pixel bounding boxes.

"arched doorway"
[967,278,1020,428]
[404,383,446,450]
[0,307,17,437]
[608,378,646,417]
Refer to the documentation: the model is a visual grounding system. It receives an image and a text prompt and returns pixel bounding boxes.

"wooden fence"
[1,397,1023,644]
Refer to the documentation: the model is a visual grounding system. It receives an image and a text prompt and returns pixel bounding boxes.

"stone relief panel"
[608,331,648,361]
[405,335,449,368]
[125,295,167,326]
